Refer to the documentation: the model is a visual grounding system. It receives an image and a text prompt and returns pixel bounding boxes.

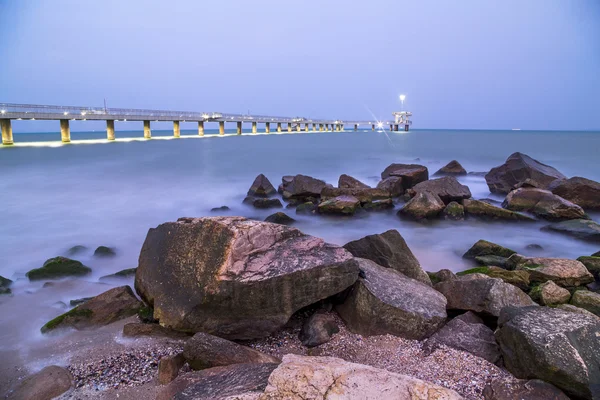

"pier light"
[1,110,5,114]
[377,122,383,129]
[63,112,68,116]
[124,119,127,122]
[81,111,86,116]
[399,94,406,102]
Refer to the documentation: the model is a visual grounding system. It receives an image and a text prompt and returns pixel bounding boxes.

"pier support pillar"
[219,121,225,135]
[304,124,309,132]
[198,121,204,136]
[173,121,180,138]
[144,120,151,138]
[390,124,393,131]
[287,123,292,133]
[60,119,71,143]
[372,124,375,131]
[319,124,323,132]
[354,124,358,131]
[324,124,328,131]
[277,122,282,133]
[405,124,409,132]
[1,119,13,145]
[296,124,301,132]
[252,121,257,134]
[237,121,242,135]
[265,122,270,133]
[394,124,399,131]
[106,120,115,140]
[341,124,344,131]
[312,123,316,131]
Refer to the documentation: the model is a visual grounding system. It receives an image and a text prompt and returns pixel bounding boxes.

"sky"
[1,0,599,132]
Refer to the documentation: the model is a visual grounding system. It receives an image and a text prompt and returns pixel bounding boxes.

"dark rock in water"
[0,275,12,295]
[336,258,447,340]
[592,250,600,257]
[496,305,600,399]
[343,229,431,285]
[485,152,566,194]
[67,245,88,256]
[299,312,339,347]
[570,290,600,316]
[577,256,600,280]
[264,212,295,225]
[27,257,91,281]
[457,266,530,291]
[503,188,587,221]
[529,281,571,306]
[474,255,509,268]
[363,199,394,211]
[442,201,464,220]
[183,332,280,370]
[123,322,191,339]
[468,171,487,177]
[434,160,467,176]
[94,246,116,257]
[338,174,370,189]
[407,176,471,204]
[320,187,390,204]
[210,206,230,213]
[398,191,445,220]
[135,217,359,339]
[158,353,186,385]
[7,365,72,400]
[317,195,361,215]
[463,239,517,260]
[69,297,92,307]
[295,202,316,215]
[542,219,600,243]
[463,199,535,221]
[279,174,332,201]
[510,255,594,287]
[244,196,283,209]
[380,164,428,189]
[526,243,544,250]
[376,176,404,197]
[549,176,600,210]
[478,198,502,206]
[157,363,278,400]
[99,267,137,280]
[41,285,142,333]
[483,377,570,400]
[247,174,277,197]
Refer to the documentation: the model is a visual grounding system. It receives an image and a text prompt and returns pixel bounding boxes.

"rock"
[571,290,600,316]
[511,255,594,287]
[338,174,370,189]
[336,258,446,340]
[502,188,587,220]
[99,267,137,280]
[457,266,530,291]
[529,281,571,305]
[485,152,566,194]
[443,201,464,220]
[463,199,535,221]
[424,312,500,363]
[435,274,536,317]
[482,377,570,400]
[6,365,72,400]
[210,206,230,212]
[317,195,361,215]
[260,354,463,399]
[123,322,192,339]
[245,197,283,209]
[578,256,600,280]
[135,217,359,339]
[264,212,295,225]
[463,239,517,260]
[157,363,278,400]
[320,187,390,204]
[279,174,331,201]
[542,219,600,242]
[183,332,280,370]
[94,245,116,257]
[512,178,544,190]
[429,269,457,285]
[594,250,600,257]
[298,312,339,347]
[343,229,431,285]
[434,160,467,176]
[376,176,404,197]
[69,297,92,306]
[41,286,142,333]
[362,198,394,211]
[380,163,429,189]
[556,303,600,319]
[407,176,472,204]
[474,255,509,268]
[26,257,91,281]
[526,243,544,250]
[549,176,600,210]
[0,275,12,295]
[67,245,87,255]
[295,202,316,215]
[158,353,186,385]
[495,305,600,399]
[247,174,277,197]
[398,191,445,220]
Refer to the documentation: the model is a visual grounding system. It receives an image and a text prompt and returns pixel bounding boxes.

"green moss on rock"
[67,245,88,256]
[457,266,490,276]
[27,257,91,281]
[99,268,137,280]
[41,307,94,333]
[94,246,116,257]
[138,305,156,323]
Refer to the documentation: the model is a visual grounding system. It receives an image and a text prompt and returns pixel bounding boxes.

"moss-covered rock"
[571,290,600,316]
[457,266,490,276]
[99,268,137,280]
[593,250,600,257]
[363,199,394,211]
[529,281,571,305]
[577,256,600,281]
[27,257,91,281]
[295,202,316,215]
[457,266,529,290]
[474,255,509,268]
[442,201,464,220]
[94,246,116,257]
[463,239,517,260]
[317,196,361,215]
[67,245,88,256]
[69,297,92,307]
[41,307,94,333]
[264,212,295,225]
[463,199,536,221]
[0,275,12,291]
[137,304,157,323]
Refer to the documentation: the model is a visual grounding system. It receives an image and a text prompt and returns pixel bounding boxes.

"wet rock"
[320,187,390,204]
[158,353,186,385]
[26,256,91,281]
[542,219,600,242]
[526,243,544,250]
[511,255,594,287]
[435,274,536,317]
[244,197,283,209]
[485,152,566,194]
[6,365,72,400]
[336,258,446,340]
[495,305,600,399]
[135,217,359,339]
[376,176,404,197]
[279,174,331,201]
[362,198,394,211]
[577,256,600,280]
[99,267,137,280]
[443,201,464,220]
[94,245,116,257]
[380,163,429,189]
[67,245,88,256]
[463,239,517,260]
[317,195,361,215]
[434,160,467,176]
[407,176,472,204]
[298,312,339,347]
[183,332,280,370]
[549,176,600,210]
[261,354,463,399]
[503,188,587,220]
[210,206,230,213]
[41,285,142,333]
[529,281,571,305]
[483,377,570,400]
[69,297,92,307]
[0,275,12,295]
[338,174,370,189]
[295,201,316,215]
[247,174,277,197]
[123,322,191,339]
[463,199,535,221]
[571,290,600,316]
[398,191,445,220]
[343,229,431,285]
[474,255,509,268]
[264,211,295,225]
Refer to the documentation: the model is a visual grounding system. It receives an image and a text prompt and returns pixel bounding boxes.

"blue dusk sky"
[0,0,599,132]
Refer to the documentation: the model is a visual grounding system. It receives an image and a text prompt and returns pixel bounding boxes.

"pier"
[0,103,412,145]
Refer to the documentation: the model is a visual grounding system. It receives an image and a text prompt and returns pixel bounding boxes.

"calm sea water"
[1,128,599,369]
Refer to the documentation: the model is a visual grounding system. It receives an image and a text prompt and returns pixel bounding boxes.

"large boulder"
[407,176,472,204]
[549,176,600,210]
[260,354,463,399]
[542,219,600,243]
[510,255,594,287]
[502,188,587,220]
[41,286,142,333]
[247,174,277,197]
[485,152,566,194]
[380,163,429,189]
[135,217,359,339]
[183,332,280,370]
[463,239,516,260]
[320,187,390,204]
[571,290,600,316]
[435,274,536,317]
[376,176,404,197]
[338,174,370,189]
[529,281,571,305]
[6,366,72,400]
[343,229,431,285]
[26,256,91,281]
[495,306,600,399]
[463,199,535,221]
[336,258,447,340]
[434,160,467,176]
[298,312,339,348]
[317,195,361,215]
[398,191,445,220]
[483,377,570,400]
[279,174,331,201]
